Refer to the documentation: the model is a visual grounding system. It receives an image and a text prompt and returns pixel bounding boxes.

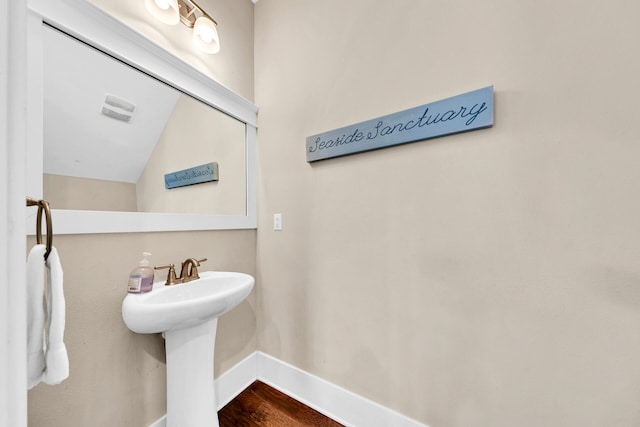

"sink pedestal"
[122,271,255,426]
[164,318,219,427]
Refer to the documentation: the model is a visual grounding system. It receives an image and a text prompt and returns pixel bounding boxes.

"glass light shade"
[145,0,180,25]
[193,16,220,54]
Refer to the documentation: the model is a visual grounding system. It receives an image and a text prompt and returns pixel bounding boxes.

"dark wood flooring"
[219,381,344,427]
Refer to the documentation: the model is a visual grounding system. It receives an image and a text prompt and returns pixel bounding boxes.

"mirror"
[42,25,246,216]
[27,0,257,233]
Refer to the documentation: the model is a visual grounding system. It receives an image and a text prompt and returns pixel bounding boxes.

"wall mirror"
[27,0,257,234]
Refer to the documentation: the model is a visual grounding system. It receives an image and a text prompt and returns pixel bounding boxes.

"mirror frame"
[26,0,258,234]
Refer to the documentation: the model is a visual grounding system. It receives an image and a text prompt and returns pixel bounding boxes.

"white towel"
[42,247,68,385]
[27,245,46,389]
[27,245,69,389]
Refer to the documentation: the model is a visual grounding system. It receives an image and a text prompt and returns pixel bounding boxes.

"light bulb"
[198,30,214,44]
[145,0,180,25]
[193,16,220,54]
[154,0,170,10]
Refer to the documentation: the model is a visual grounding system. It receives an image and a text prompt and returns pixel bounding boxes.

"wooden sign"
[164,162,219,189]
[306,86,494,162]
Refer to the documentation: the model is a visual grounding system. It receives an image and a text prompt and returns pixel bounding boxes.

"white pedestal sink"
[122,271,254,427]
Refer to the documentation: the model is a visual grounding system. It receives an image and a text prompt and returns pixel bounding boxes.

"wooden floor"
[219,381,344,427]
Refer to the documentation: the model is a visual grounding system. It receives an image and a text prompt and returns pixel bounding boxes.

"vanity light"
[145,0,221,54]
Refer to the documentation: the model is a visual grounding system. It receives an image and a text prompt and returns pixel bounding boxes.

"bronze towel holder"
[26,197,53,261]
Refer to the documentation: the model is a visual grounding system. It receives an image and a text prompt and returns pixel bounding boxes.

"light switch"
[273,213,282,230]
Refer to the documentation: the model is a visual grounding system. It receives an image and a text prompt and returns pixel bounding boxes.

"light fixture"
[145,0,221,54]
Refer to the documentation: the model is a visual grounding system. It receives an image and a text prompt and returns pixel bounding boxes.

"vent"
[101,94,136,122]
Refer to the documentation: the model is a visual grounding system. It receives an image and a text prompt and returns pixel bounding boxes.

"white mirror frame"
[26,0,257,234]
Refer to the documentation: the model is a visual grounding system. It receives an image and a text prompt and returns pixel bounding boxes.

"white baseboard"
[149,351,427,427]
[215,351,259,409]
[256,352,427,427]
[148,415,166,427]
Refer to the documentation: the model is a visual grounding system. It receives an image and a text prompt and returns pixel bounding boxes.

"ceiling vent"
[101,94,136,122]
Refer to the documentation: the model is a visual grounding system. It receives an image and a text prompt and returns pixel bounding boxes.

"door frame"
[1,0,28,425]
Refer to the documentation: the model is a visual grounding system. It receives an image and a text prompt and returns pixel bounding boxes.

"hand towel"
[27,244,46,389]
[42,246,69,385]
[26,245,69,389]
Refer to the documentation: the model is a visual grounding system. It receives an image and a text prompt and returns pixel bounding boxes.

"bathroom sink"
[122,270,254,426]
[122,271,254,334]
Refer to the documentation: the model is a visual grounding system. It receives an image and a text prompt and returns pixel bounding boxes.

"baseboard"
[256,352,427,427]
[148,415,166,427]
[149,351,427,427]
[215,351,259,409]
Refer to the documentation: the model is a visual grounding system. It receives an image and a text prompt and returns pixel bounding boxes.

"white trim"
[149,352,428,427]
[1,0,28,425]
[256,352,428,427]
[29,210,257,235]
[215,352,259,409]
[26,0,258,234]
[148,415,166,427]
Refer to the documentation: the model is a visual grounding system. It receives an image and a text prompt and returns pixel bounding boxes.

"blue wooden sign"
[306,86,494,162]
[164,162,219,189]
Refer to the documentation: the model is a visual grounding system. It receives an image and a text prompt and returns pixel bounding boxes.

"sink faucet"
[179,258,207,283]
[155,258,207,286]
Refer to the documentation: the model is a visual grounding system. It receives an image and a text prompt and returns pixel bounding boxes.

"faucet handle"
[192,258,207,279]
[154,264,180,286]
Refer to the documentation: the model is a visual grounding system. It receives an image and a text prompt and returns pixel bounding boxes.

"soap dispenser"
[127,252,155,294]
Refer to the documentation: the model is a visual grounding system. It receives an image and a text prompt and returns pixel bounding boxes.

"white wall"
[254,1,640,426]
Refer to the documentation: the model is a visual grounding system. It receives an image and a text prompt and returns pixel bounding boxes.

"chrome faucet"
[155,258,207,286]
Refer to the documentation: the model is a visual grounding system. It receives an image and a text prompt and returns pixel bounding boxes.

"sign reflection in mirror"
[165,162,219,189]
[42,25,246,216]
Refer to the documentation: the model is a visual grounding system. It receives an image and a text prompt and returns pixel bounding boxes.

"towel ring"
[26,197,53,261]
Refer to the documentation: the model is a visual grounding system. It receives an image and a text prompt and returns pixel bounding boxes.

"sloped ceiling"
[43,25,180,183]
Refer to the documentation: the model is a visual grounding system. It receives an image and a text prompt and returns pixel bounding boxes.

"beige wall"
[44,174,137,211]
[28,1,256,426]
[255,1,640,427]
